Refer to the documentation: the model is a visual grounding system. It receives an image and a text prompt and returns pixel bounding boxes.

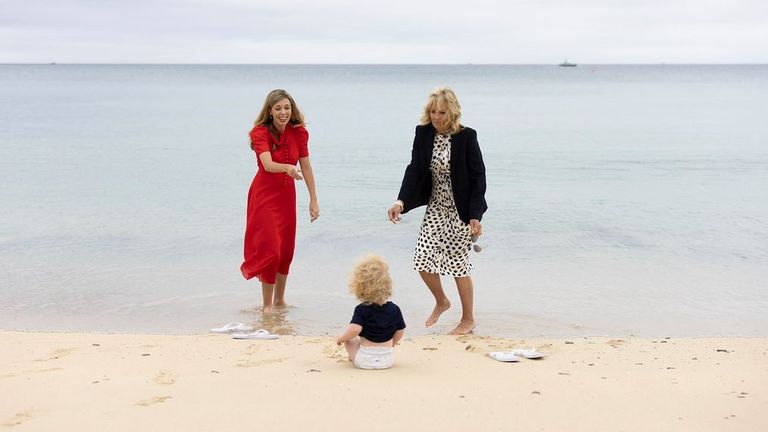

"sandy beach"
[1,331,766,431]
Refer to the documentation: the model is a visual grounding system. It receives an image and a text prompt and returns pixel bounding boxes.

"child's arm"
[336,324,363,345]
[392,329,405,346]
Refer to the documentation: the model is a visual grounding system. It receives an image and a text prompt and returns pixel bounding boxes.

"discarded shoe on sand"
[210,322,254,334]
[488,349,547,362]
[488,351,521,362]
[232,329,279,340]
[511,348,547,359]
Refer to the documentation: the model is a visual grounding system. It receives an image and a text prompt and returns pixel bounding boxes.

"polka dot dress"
[413,133,473,277]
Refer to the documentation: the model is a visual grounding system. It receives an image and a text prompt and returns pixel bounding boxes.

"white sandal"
[488,351,521,362]
[210,322,254,333]
[511,349,547,359]
[232,329,279,340]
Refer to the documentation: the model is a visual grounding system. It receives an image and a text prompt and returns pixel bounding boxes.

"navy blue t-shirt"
[350,301,406,343]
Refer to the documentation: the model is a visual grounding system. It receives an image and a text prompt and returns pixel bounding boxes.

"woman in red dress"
[241,89,319,313]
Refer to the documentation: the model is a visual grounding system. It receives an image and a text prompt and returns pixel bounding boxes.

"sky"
[1,0,767,64]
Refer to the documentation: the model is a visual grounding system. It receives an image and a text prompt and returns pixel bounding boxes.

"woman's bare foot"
[425,301,451,327]
[262,305,275,314]
[274,301,289,308]
[449,319,475,335]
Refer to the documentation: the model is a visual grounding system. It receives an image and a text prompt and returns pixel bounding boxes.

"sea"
[1,64,766,338]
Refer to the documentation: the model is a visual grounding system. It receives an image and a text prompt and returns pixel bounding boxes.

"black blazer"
[397,124,488,223]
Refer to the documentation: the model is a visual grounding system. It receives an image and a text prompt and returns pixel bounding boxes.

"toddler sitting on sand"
[336,254,406,369]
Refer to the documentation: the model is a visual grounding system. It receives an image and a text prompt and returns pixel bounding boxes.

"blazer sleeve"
[466,129,488,221]
[396,126,421,210]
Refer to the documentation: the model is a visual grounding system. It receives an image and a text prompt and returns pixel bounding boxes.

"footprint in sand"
[321,345,347,361]
[153,370,177,385]
[135,396,172,406]
[243,344,263,355]
[235,357,289,368]
[35,347,77,362]
[456,335,482,344]
[24,367,63,374]
[3,410,39,427]
[486,342,509,350]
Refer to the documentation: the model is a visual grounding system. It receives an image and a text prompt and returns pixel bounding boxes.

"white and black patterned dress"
[413,133,473,277]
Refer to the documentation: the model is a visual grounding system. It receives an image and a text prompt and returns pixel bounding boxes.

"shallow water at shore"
[1,64,767,337]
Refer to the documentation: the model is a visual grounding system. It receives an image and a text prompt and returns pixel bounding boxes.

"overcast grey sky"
[2,0,766,63]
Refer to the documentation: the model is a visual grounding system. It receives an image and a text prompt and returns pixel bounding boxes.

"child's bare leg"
[274,273,289,308]
[449,276,476,335]
[343,337,361,362]
[420,271,451,327]
[261,282,275,314]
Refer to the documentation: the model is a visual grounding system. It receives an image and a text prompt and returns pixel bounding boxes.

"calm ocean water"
[1,64,767,337]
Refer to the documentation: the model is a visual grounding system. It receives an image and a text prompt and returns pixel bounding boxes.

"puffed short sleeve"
[295,126,309,158]
[249,126,271,155]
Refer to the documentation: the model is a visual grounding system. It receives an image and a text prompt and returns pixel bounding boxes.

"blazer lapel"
[449,129,460,173]
[424,126,435,163]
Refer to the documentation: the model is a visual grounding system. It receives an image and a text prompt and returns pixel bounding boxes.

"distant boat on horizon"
[559,60,577,67]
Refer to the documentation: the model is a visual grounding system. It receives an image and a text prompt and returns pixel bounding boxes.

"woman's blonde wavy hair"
[419,86,463,135]
[348,254,393,306]
[253,89,305,128]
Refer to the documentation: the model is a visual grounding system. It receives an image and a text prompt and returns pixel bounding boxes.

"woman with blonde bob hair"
[241,89,319,313]
[388,86,488,335]
[336,254,406,369]
[419,87,463,135]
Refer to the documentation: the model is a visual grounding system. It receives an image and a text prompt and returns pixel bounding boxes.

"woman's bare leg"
[420,271,451,327]
[261,282,275,314]
[274,273,289,308]
[450,276,475,335]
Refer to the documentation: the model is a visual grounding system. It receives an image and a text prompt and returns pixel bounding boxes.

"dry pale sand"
[1,331,766,431]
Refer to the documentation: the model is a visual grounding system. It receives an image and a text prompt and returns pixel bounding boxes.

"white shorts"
[354,346,394,370]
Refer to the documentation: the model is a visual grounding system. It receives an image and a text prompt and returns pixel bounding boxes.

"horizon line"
[1,62,767,66]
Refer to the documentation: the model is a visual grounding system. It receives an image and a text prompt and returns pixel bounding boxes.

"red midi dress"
[241,124,309,284]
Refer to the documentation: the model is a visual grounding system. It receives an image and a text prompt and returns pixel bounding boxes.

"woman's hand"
[309,200,320,222]
[469,219,482,236]
[285,164,303,180]
[387,202,403,224]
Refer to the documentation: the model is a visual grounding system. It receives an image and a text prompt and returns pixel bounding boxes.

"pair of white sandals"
[210,322,278,340]
[488,349,546,362]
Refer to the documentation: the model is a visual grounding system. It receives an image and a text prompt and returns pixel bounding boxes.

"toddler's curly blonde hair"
[348,254,393,305]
